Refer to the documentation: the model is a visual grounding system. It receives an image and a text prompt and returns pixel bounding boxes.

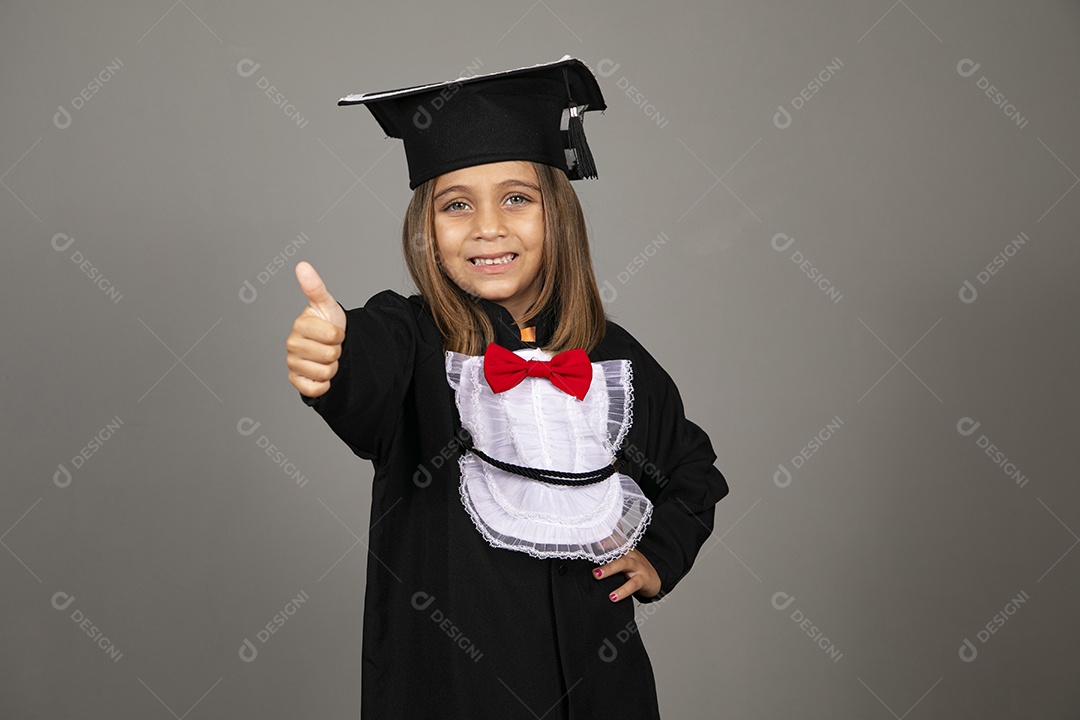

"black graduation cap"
[339,56,606,189]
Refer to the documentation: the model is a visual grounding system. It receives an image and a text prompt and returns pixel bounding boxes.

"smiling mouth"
[469,253,518,266]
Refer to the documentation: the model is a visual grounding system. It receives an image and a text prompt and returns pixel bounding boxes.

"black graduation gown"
[300,290,729,719]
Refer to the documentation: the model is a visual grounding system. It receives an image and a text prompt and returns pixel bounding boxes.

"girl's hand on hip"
[594,549,661,602]
[286,261,348,398]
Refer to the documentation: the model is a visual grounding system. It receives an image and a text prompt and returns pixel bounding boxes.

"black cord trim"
[459,429,620,487]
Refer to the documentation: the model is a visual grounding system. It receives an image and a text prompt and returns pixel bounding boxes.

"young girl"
[285,57,729,720]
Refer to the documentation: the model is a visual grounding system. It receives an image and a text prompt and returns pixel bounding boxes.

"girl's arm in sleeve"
[299,290,418,461]
[628,349,730,603]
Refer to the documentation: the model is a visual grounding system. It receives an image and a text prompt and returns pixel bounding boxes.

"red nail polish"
[609,592,618,601]
[593,568,603,578]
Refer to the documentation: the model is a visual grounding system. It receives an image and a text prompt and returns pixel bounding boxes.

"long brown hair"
[401,162,607,355]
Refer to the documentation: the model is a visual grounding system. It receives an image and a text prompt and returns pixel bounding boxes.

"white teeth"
[471,253,516,266]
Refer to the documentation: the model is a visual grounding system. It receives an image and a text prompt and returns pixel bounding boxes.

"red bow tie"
[483,343,592,401]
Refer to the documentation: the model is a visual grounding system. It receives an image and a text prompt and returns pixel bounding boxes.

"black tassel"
[567,105,597,179]
[562,66,598,179]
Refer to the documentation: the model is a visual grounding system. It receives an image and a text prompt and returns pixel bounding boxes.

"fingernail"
[593,568,603,578]
[609,592,618,601]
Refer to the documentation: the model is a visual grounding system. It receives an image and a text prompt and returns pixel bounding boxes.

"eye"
[505,194,531,206]
[442,200,469,212]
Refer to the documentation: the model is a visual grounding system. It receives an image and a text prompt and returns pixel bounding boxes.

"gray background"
[2,1,1078,718]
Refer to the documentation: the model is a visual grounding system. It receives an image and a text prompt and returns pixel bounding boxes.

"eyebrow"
[433,178,541,203]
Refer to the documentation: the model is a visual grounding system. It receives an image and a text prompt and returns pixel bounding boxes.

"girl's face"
[433,161,545,324]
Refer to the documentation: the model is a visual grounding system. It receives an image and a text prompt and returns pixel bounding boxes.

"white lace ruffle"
[446,348,652,564]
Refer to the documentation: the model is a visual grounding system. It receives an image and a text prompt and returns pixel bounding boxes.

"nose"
[472,200,507,241]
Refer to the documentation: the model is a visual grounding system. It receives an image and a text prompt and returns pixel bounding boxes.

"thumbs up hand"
[286,261,348,398]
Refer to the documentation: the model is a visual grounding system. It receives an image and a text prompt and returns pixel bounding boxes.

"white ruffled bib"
[445,347,653,563]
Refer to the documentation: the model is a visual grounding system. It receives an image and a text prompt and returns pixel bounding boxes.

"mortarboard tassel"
[563,67,598,179]
[567,106,598,179]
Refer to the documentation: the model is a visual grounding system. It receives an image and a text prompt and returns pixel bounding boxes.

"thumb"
[295,261,344,329]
